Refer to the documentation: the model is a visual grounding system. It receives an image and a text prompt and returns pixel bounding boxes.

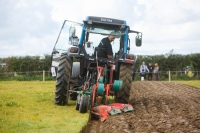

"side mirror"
[135,33,142,47]
[68,27,79,46]
[69,27,76,38]
[69,27,76,43]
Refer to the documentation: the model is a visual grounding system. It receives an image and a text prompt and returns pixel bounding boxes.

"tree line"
[0,55,51,72]
[0,53,200,73]
[134,53,200,72]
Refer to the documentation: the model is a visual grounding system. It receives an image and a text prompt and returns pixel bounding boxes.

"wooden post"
[43,70,45,81]
[169,70,171,81]
[14,72,17,76]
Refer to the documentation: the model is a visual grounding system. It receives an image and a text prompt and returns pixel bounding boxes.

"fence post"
[43,70,45,81]
[14,72,17,76]
[169,70,171,81]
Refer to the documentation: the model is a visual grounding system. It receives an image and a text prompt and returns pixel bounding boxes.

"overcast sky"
[0,0,200,57]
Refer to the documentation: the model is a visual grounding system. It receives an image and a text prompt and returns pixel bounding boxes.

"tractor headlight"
[126,54,134,60]
[125,54,137,64]
[70,47,78,53]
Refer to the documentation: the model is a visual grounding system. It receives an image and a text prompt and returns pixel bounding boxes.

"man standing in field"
[148,63,153,80]
[132,65,136,81]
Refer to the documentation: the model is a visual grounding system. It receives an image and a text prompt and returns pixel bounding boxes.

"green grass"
[0,81,89,133]
[175,80,200,89]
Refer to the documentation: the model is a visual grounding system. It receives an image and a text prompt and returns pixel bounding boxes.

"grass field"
[0,81,199,133]
[175,80,200,89]
[0,81,89,133]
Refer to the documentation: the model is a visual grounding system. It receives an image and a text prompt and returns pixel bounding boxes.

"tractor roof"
[83,16,141,34]
[83,16,127,26]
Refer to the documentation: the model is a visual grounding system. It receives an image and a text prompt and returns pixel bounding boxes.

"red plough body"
[91,103,133,121]
[89,64,134,121]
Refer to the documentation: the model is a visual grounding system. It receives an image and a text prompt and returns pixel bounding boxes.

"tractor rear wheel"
[115,63,132,103]
[54,54,72,105]
[79,95,89,113]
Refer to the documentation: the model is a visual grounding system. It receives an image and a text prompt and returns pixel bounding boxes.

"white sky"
[0,0,200,57]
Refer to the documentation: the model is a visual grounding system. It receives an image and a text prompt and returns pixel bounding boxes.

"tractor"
[51,16,142,121]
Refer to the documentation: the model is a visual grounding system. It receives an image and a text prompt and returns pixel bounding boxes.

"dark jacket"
[97,37,113,58]
[148,65,154,73]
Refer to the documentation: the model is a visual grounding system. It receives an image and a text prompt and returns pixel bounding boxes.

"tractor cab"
[51,16,142,77]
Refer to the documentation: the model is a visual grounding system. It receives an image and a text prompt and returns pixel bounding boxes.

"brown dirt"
[81,81,200,133]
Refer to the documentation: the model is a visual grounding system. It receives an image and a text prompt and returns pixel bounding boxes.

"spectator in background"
[132,65,136,81]
[154,63,159,81]
[148,63,154,80]
[140,62,149,80]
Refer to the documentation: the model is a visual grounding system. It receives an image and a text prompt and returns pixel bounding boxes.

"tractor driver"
[96,34,115,59]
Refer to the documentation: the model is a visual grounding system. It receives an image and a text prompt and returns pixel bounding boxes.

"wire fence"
[0,70,199,81]
[0,71,54,81]
[133,71,200,81]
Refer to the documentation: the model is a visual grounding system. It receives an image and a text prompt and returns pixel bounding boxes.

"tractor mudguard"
[71,62,80,78]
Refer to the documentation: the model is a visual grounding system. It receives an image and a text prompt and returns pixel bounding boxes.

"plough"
[76,62,133,121]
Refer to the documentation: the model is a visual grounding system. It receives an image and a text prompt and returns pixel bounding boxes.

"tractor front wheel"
[79,95,89,113]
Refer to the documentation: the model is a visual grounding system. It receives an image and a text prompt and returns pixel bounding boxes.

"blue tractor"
[51,16,142,120]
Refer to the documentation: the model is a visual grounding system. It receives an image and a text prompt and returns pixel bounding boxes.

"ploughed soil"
[80,81,200,133]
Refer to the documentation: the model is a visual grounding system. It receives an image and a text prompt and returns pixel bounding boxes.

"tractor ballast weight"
[51,16,142,121]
